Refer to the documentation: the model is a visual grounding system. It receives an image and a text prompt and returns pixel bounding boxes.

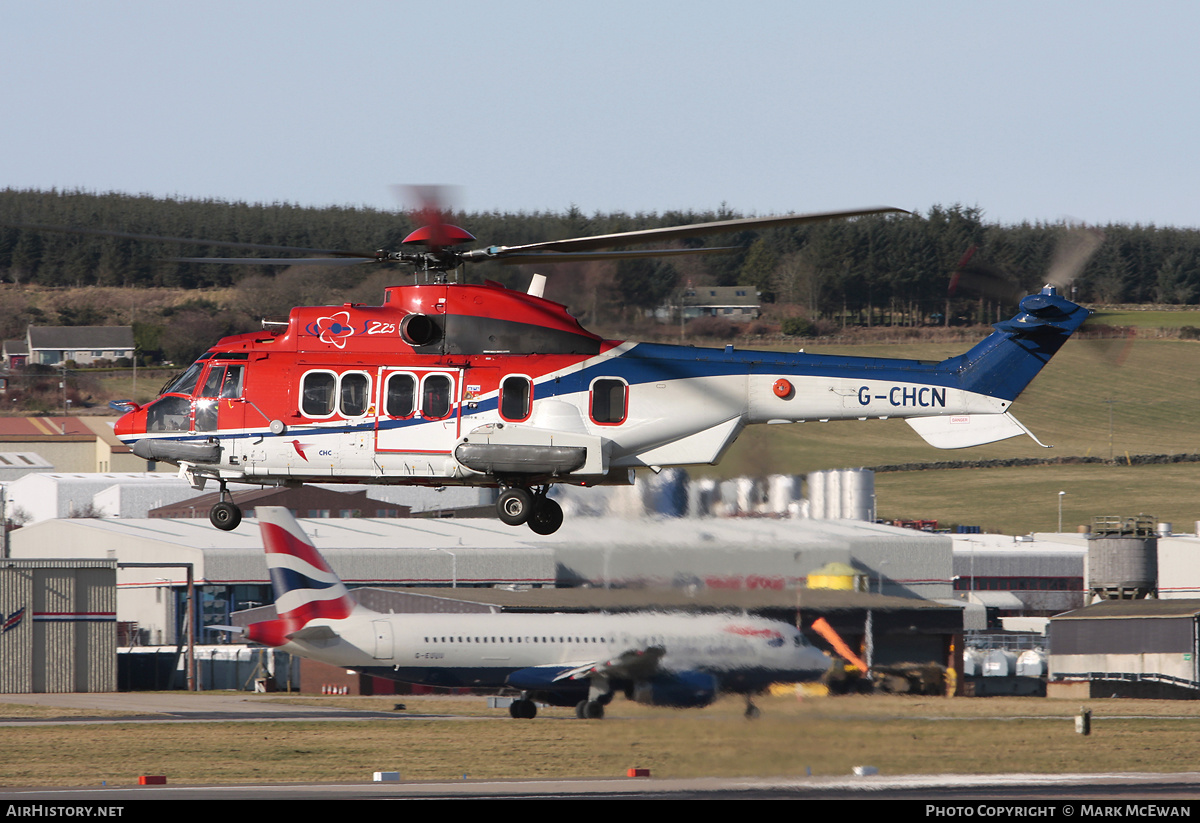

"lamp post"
[430,548,457,588]
[1058,490,1066,533]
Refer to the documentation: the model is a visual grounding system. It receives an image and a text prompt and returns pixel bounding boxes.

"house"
[2,339,28,369]
[657,286,762,323]
[21,326,134,367]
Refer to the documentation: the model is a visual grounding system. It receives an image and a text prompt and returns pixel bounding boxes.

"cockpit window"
[221,365,244,399]
[146,395,191,432]
[160,362,204,397]
[198,366,224,399]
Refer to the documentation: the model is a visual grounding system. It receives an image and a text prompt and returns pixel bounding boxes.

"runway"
[0,691,448,725]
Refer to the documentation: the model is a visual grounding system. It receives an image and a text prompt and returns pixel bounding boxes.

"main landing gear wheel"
[527,498,564,535]
[574,699,605,719]
[209,501,242,531]
[497,488,534,526]
[508,698,537,719]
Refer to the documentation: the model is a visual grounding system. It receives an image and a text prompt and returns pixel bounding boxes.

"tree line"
[2,188,1199,332]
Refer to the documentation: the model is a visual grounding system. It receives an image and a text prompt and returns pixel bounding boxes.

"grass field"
[1091,309,1200,329]
[5,693,1200,787]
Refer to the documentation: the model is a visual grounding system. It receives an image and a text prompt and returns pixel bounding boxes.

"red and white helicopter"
[96,203,1090,534]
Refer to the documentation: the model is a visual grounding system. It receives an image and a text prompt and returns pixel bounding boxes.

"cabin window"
[301,372,337,417]
[385,373,416,418]
[340,372,370,417]
[589,378,627,424]
[499,376,532,421]
[422,374,453,419]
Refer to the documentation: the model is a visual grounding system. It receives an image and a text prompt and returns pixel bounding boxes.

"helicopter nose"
[113,407,142,439]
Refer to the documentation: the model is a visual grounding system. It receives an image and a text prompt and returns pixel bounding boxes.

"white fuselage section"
[275,609,828,688]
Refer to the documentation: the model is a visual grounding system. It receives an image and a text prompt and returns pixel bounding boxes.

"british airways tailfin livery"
[246,507,830,719]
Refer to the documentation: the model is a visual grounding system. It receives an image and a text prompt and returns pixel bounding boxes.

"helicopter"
[20,201,1090,534]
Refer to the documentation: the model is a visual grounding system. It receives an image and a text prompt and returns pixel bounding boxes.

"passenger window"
[422,374,452,419]
[590,378,627,424]
[386,374,416,418]
[500,376,531,421]
[301,372,336,417]
[340,373,370,417]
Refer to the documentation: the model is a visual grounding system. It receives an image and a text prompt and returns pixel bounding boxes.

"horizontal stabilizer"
[208,624,244,635]
[905,412,1047,450]
[287,624,340,643]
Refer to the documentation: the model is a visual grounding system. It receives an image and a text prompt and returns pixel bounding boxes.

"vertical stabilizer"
[950,286,1091,402]
[249,507,356,646]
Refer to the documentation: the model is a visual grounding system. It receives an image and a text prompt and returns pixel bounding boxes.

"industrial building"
[0,557,116,693]
[1049,600,1200,698]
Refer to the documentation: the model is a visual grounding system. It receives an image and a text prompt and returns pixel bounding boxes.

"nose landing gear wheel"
[497,488,534,526]
[209,501,242,531]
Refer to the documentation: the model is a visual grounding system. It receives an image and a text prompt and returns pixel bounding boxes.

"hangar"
[0,557,116,693]
[1049,599,1200,698]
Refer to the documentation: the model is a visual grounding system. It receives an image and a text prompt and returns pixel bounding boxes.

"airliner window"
[590,379,627,424]
[422,374,452,419]
[386,374,416,418]
[500,376,531,421]
[301,372,336,416]
[340,373,370,417]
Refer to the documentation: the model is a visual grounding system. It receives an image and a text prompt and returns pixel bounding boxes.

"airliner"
[245,507,831,719]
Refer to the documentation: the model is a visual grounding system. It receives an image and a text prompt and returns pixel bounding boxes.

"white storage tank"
[982,649,1017,677]
[1016,649,1047,678]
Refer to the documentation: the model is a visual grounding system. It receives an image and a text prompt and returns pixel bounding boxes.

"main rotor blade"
[170,256,377,266]
[1,221,375,258]
[494,246,741,265]
[463,206,907,260]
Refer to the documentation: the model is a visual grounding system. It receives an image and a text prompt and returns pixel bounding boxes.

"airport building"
[0,557,116,693]
[7,514,951,645]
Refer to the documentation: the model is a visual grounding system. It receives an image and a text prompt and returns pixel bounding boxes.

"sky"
[2,1,1198,229]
